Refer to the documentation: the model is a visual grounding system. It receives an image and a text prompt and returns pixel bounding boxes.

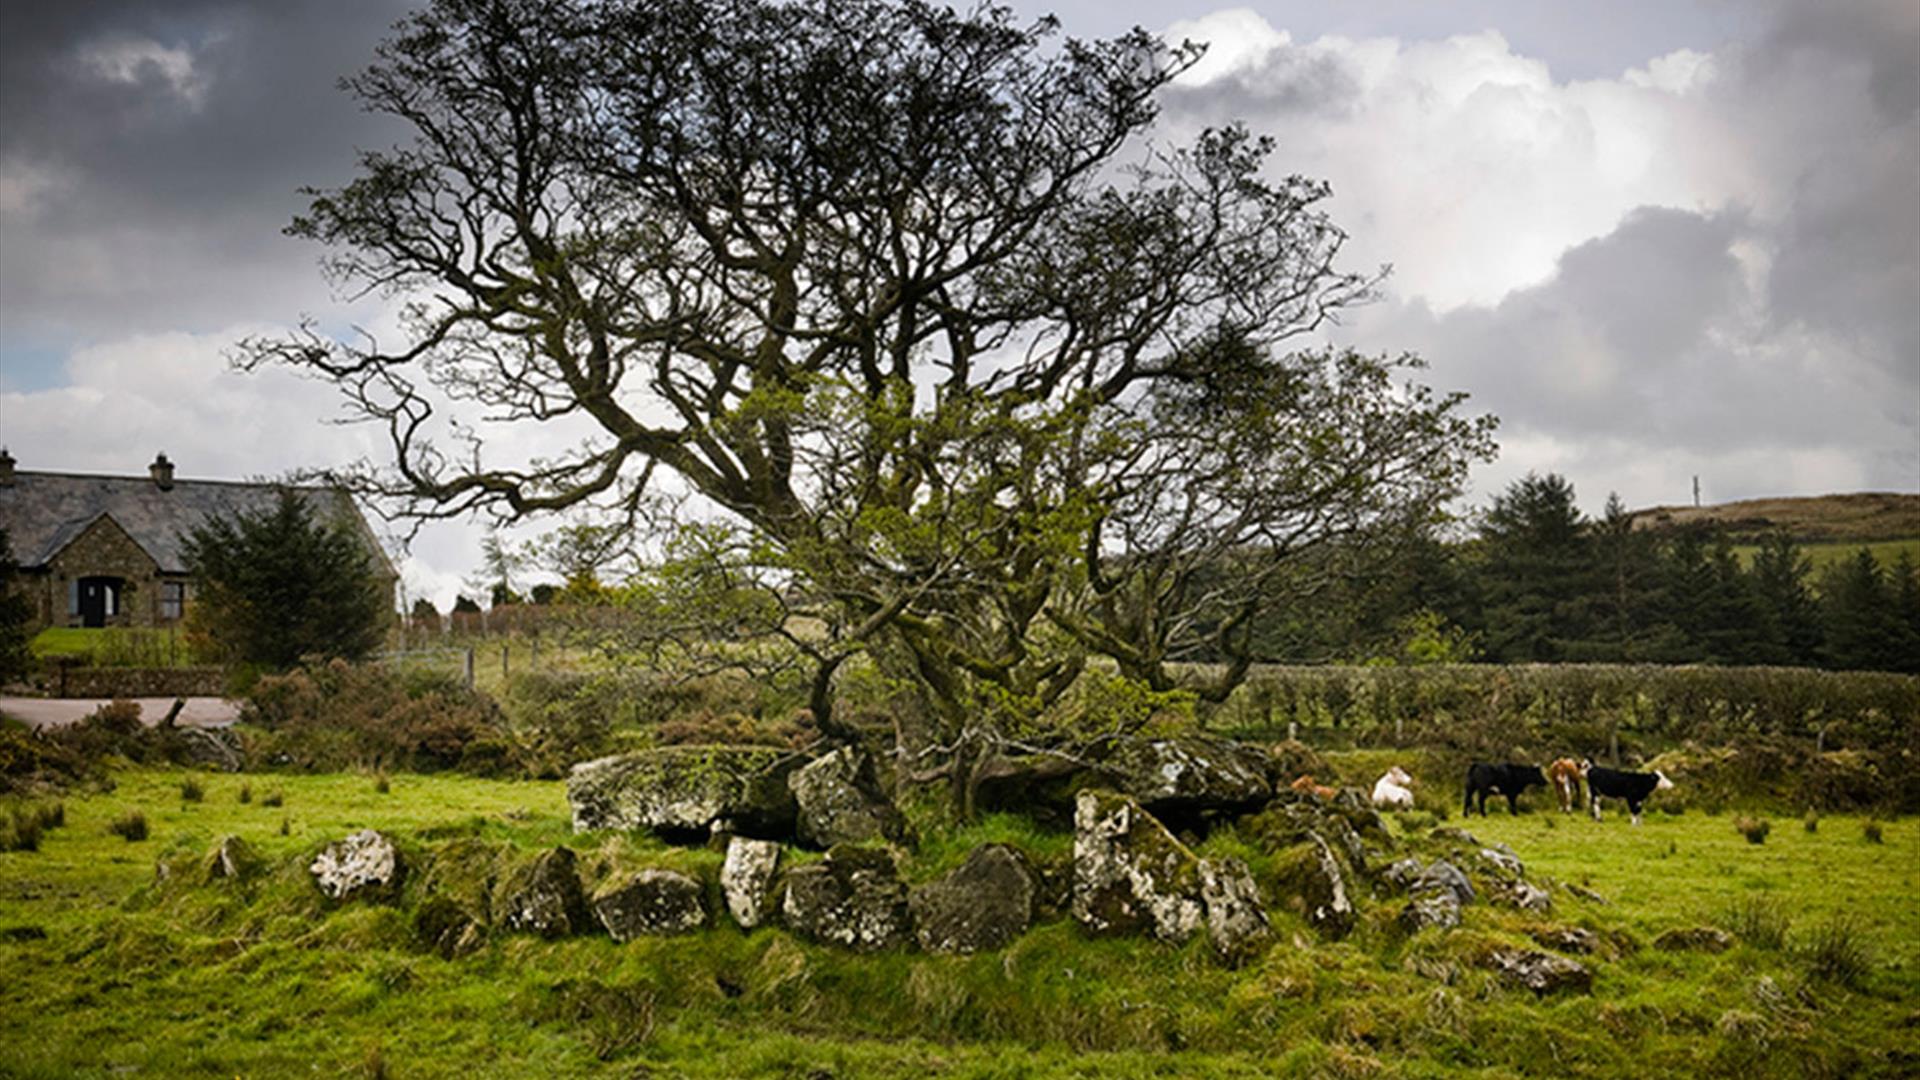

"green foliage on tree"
[180,491,390,671]
[0,528,36,684]
[1820,548,1910,673]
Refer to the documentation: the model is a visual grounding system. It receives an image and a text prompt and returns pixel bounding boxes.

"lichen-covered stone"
[1399,892,1461,933]
[909,843,1035,955]
[1198,856,1271,965]
[1477,844,1525,880]
[413,895,486,959]
[1486,948,1593,995]
[176,728,244,773]
[1243,802,1369,876]
[721,836,782,930]
[1410,860,1476,906]
[593,869,707,940]
[1071,790,1204,943]
[1094,736,1273,816]
[1273,833,1354,939]
[789,747,910,848]
[781,845,912,951]
[204,835,260,882]
[1533,926,1601,954]
[496,847,594,938]
[566,747,802,839]
[1499,880,1552,913]
[1378,857,1425,894]
[310,829,400,902]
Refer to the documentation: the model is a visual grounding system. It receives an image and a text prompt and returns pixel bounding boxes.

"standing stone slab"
[1411,861,1476,907]
[310,829,401,902]
[722,836,782,930]
[789,747,910,848]
[1071,790,1204,943]
[909,843,1036,955]
[496,847,594,938]
[593,869,707,940]
[205,835,261,882]
[566,747,802,839]
[1198,856,1271,965]
[781,846,912,952]
[1274,833,1354,939]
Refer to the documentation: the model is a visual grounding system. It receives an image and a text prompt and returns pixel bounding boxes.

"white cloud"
[78,36,211,108]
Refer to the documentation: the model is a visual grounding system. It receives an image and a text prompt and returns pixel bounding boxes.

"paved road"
[0,697,241,730]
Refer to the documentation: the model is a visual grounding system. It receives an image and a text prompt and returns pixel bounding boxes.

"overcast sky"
[1,0,1915,607]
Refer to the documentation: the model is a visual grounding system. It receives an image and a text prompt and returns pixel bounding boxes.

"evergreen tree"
[1887,552,1920,674]
[181,490,391,670]
[0,528,35,684]
[1567,493,1675,661]
[1477,473,1591,661]
[1749,532,1821,666]
[1819,549,1904,672]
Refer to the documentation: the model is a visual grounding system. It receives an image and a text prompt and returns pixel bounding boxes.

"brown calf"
[1547,757,1583,813]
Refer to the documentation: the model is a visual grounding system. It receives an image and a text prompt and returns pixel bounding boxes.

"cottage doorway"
[77,576,122,627]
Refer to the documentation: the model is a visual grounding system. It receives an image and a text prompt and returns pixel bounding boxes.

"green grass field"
[1,766,1913,1078]
[1729,537,1920,579]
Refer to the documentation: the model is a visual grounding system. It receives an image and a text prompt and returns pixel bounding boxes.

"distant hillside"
[1628,492,1920,544]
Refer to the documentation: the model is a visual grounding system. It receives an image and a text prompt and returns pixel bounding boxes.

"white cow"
[1371,765,1416,810]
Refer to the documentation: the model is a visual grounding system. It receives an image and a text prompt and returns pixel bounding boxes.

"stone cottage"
[0,450,395,630]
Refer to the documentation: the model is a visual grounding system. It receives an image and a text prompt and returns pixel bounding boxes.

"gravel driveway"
[0,697,240,730]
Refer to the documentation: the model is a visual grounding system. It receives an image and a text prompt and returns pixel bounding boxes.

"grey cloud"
[1163,43,1363,119]
[0,0,410,341]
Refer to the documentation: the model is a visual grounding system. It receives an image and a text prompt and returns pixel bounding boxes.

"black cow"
[1463,762,1548,816]
[1579,760,1675,825]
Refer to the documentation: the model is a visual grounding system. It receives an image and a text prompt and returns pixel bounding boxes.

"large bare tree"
[248,0,1495,813]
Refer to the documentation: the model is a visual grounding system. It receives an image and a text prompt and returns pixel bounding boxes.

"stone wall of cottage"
[42,516,170,629]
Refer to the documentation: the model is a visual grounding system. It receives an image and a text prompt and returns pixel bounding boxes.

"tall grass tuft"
[179,776,205,803]
[237,783,252,805]
[39,802,64,830]
[1722,895,1792,950]
[1800,917,1871,988]
[279,815,290,836]
[5,809,42,852]
[1862,820,1884,844]
[109,811,149,842]
[1803,808,1818,833]
[1734,816,1770,844]
[261,789,284,808]
[373,773,391,795]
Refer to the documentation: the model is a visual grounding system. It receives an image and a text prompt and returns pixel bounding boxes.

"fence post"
[464,648,475,689]
[1609,724,1620,767]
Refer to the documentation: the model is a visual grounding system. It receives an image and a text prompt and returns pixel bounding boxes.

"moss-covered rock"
[721,836,782,930]
[203,835,260,883]
[1484,948,1592,995]
[780,844,912,952]
[789,747,910,849]
[1093,735,1273,817]
[593,868,707,940]
[309,829,401,903]
[495,846,594,938]
[908,843,1035,955]
[567,746,804,840]
[1198,856,1270,965]
[1070,789,1204,943]
[1271,833,1354,939]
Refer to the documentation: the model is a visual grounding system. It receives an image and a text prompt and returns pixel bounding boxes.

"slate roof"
[0,470,393,576]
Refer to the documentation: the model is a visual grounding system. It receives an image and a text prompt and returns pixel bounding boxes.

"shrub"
[109,811,149,842]
[179,776,205,803]
[1734,816,1770,844]
[1862,820,1884,844]
[262,788,284,808]
[1722,896,1791,950]
[1800,917,1871,988]
[243,660,515,776]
